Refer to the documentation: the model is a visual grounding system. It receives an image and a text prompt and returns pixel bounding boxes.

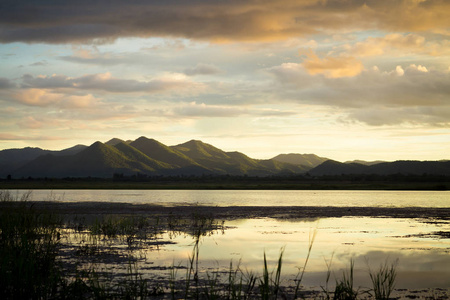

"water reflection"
[149,217,450,290]
[18,189,450,207]
[50,210,450,295]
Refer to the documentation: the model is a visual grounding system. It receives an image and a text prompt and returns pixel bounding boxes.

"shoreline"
[1,179,449,191]
[13,201,450,220]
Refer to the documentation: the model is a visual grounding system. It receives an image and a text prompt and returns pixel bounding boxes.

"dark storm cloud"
[1,0,448,44]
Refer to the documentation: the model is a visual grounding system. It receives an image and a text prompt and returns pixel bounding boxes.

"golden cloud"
[300,49,364,78]
[14,89,99,108]
[349,33,435,57]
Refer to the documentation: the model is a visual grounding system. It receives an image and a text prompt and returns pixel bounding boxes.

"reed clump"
[0,190,63,299]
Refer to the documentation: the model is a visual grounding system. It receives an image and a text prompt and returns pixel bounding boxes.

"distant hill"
[105,138,125,146]
[308,160,369,176]
[58,144,88,156]
[272,153,328,168]
[344,160,386,166]
[309,160,450,176]
[2,137,449,178]
[6,137,308,178]
[0,145,87,177]
[368,160,450,176]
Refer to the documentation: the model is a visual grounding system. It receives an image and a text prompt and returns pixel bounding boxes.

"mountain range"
[1,136,449,178]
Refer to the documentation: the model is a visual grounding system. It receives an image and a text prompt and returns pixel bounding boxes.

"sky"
[0,0,449,162]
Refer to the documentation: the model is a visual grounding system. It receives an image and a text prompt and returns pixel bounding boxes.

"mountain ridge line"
[0,136,449,178]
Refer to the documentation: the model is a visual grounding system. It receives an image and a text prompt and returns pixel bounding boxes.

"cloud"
[173,102,244,118]
[13,88,100,108]
[14,89,59,107]
[29,60,49,67]
[17,116,44,129]
[0,133,28,141]
[0,133,63,141]
[171,102,296,118]
[347,106,450,127]
[265,63,315,88]
[0,77,16,89]
[183,63,222,76]
[267,63,450,126]
[269,63,450,106]
[1,1,448,44]
[60,42,191,68]
[20,72,200,93]
[299,49,364,78]
[349,33,431,57]
[60,47,132,66]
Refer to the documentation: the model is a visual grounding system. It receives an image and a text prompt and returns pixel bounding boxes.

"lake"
[17,189,450,207]
[6,189,450,296]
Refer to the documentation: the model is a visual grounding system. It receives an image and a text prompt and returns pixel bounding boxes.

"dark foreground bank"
[1,174,449,190]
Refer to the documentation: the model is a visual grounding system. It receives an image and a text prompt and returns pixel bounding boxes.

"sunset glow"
[1,0,449,161]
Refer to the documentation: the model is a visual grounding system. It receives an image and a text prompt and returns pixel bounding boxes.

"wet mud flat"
[26,201,450,220]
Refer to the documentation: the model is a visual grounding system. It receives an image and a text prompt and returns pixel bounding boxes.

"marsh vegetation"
[0,190,447,299]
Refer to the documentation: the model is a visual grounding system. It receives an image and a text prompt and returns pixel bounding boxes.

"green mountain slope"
[272,153,328,168]
[7,138,336,178]
[258,159,310,174]
[130,137,196,168]
[113,142,174,171]
[172,140,233,174]
[173,140,230,160]
[173,140,306,175]
[14,142,158,178]
[7,136,449,178]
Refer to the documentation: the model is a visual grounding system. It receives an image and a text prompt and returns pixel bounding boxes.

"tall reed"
[293,228,317,298]
[368,259,398,300]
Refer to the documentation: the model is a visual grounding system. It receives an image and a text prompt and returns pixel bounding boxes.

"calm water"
[9,189,450,291]
[156,217,450,290]
[16,189,450,207]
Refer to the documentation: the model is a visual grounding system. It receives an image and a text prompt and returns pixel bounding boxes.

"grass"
[367,259,398,300]
[333,259,359,300]
[0,190,63,299]
[0,190,410,299]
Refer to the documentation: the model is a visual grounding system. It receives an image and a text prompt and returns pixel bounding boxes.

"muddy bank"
[17,201,450,220]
